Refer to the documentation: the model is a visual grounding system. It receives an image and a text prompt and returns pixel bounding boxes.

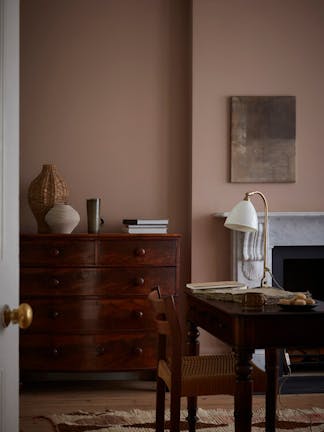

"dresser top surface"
[20,233,181,240]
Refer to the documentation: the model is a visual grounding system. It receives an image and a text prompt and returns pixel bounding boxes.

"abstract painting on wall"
[230,96,296,183]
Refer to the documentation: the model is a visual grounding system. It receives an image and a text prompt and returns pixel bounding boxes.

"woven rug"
[40,407,324,431]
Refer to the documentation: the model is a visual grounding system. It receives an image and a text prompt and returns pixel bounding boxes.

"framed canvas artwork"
[230,96,296,183]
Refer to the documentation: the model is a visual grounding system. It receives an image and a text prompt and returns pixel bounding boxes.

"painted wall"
[192,0,324,352]
[20,0,190,236]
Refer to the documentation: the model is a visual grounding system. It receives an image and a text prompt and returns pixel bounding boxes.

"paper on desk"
[186,281,247,291]
[189,286,295,304]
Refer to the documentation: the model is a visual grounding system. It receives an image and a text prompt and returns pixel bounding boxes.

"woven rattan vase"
[28,164,69,233]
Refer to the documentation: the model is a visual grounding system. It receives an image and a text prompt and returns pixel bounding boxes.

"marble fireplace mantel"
[214,212,324,288]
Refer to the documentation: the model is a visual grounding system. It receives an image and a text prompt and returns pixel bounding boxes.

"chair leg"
[187,396,198,432]
[170,389,181,432]
[156,377,166,432]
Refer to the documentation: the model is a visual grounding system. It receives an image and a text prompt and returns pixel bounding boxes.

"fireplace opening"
[272,245,324,300]
[272,245,324,376]
[283,258,324,300]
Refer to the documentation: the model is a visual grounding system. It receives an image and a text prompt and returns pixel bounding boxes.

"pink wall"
[20,0,190,239]
[192,0,324,280]
[192,0,324,352]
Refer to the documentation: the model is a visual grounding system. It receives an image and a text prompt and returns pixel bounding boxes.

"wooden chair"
[148,288,266,432]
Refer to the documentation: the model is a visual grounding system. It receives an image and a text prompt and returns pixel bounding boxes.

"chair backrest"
[148,288,182,369]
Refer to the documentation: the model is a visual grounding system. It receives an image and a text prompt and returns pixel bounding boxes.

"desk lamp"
[224,191,270,288]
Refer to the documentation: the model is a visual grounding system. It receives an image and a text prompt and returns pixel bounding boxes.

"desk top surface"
[186,289,324,317]
[186,290,324,347]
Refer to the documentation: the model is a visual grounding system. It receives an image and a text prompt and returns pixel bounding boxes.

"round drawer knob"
[133,346,143,356]
[50,248,60,257]
[96,345,105,356]
[135,248,146,257]
[52,311,60,319]
[51,278,60,287]
[134,310,144,319]
[52,348,60,357]
[134,277,145,286]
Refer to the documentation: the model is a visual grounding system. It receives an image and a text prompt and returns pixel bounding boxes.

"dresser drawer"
[20,267,177,297]
[20,332,157,371]
[24,298,155,333]
[20,239,96,266]
[20,268,98,295]
[98,239,178,266]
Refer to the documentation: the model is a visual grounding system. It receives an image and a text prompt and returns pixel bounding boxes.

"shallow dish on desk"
[278,302,318,311]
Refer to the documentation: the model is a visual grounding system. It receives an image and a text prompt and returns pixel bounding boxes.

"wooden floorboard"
[19,380,324,432]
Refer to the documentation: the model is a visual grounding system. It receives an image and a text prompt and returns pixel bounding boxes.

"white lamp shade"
[224,200,258,232]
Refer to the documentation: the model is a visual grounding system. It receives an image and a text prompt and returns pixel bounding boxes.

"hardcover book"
[123,218,169,225]
[123,227,168,234]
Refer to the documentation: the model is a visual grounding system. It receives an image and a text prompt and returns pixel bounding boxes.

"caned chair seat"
[148,288,266,432]
[158,354,236,396]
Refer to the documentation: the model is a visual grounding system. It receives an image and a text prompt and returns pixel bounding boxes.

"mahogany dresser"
[19,233,180,374]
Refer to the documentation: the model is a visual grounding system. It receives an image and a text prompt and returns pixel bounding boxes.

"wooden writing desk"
[185,290,324,432]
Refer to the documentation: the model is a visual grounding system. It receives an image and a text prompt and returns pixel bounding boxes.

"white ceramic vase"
[45,203,80,234]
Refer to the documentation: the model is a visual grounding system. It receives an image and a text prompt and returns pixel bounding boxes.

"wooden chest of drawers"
[20,233,180,373]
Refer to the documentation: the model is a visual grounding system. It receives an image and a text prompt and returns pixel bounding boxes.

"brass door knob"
[2,303,33,329]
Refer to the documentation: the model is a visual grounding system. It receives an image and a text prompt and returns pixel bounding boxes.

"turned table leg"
[265,348,279,432]
[234,348,254,432]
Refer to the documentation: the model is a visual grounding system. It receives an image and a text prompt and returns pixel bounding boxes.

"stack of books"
[122,218,169,234]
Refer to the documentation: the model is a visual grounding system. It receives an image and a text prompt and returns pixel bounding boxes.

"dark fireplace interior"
[272,245,324,301]
[272,245,324,393]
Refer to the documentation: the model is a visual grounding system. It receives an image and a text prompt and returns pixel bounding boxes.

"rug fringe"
[37,407,324,432]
